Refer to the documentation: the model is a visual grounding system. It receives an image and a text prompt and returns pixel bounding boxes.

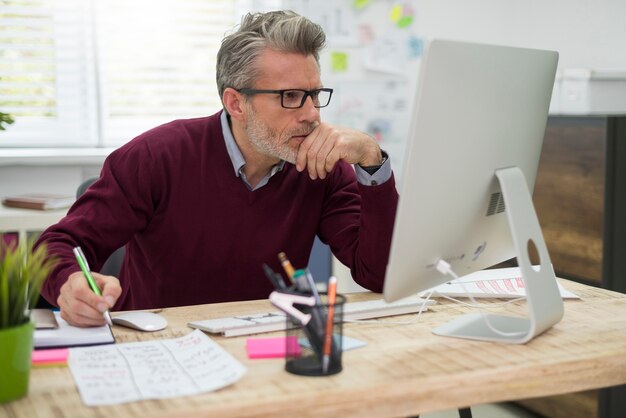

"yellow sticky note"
[390,3,414,29]
[390,4,402,23]
[331,52,348,73]
[353,0,371,10]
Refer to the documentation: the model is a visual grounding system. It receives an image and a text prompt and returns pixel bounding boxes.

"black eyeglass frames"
[237,88,334,109]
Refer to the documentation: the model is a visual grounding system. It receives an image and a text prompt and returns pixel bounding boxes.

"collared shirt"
[220,111,392,190]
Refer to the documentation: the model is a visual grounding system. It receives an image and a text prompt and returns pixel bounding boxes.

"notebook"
[34,311,115,349]
[2,193,75,210]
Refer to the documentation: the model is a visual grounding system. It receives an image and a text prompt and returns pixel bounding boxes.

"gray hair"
[216,10,326,103]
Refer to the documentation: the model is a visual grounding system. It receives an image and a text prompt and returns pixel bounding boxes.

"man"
[37,10,398,327]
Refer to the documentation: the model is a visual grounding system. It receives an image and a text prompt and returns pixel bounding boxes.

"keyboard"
[188,296,436,337]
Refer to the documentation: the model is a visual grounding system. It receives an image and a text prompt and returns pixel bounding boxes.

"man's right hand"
[57,271,122,327]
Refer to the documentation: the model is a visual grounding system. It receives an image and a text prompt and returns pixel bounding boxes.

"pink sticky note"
[246,336,300,359]
[32,348,69,366]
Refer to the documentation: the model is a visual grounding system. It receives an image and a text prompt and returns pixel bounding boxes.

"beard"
[244,102,318,164]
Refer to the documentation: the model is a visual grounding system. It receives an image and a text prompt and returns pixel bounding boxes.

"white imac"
[383,39,563,344]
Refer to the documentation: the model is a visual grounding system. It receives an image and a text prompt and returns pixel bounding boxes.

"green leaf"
[0,112,15,131]
[0,236,57,328]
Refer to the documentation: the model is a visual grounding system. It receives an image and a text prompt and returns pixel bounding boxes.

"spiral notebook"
[34,311,115,349]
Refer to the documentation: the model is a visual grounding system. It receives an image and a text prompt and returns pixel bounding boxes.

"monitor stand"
[432,166,564,344]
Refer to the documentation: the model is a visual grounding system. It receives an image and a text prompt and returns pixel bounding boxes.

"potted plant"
[0,75,15,131]
[0,111,13,131]
[0,236,56,403]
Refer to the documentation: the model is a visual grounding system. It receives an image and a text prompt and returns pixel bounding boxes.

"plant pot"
[0,321,34,404]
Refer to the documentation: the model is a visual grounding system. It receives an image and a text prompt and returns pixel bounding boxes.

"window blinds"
[0,0,238,147]
[94,0,236,146]
[0,0,97,146]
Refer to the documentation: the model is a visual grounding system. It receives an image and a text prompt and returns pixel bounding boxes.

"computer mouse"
[112,311,168,332]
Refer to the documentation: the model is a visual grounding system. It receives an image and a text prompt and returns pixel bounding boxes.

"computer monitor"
[383,39,563,344]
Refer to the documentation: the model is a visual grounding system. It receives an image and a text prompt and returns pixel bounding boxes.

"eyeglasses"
[237,88,333,109]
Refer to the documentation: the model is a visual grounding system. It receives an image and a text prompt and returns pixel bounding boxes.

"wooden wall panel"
[515,117,611,418]
[517,390,598,418]
[532,117,606,284]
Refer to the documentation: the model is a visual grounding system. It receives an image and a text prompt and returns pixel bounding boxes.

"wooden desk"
[3,280,626,418]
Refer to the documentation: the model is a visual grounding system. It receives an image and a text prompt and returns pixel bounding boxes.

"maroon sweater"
[38,111,398,310]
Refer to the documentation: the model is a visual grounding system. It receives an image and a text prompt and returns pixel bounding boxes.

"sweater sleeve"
[317,162,399,293]
[36,138,163,307]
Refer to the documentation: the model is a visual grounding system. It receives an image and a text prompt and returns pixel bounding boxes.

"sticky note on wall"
[331,51,349,73]
[353,0,372,10]
[390,3,414,29]
[408,36,424,58]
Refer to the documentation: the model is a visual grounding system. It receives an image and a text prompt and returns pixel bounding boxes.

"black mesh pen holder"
[284,293,345,377]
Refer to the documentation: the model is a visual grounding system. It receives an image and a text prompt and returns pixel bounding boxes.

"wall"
[0,165,102,197]
[284,0,626,290]
[290,0,626,177]
[3,0,625,193]
[412,0,626,70]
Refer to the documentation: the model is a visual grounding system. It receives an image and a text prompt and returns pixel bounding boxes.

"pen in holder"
[285,293,345,377]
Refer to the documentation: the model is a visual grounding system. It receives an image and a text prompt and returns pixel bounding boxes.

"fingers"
[314,137,340,179]
[96,274,122,309]
[58,271,120,327]
[320,138,340,177]
[296,124,378,179]
[304,129,326,180]
[296,127,321,175]
[297,125,340,180]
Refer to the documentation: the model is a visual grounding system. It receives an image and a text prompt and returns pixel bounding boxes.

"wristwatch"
[359,150,388,175]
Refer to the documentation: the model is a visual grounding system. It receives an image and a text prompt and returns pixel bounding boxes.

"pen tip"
[278,252,287,261]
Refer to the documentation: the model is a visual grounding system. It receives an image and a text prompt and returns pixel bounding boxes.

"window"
[0,0,96,146]
[94,0,237,146]
[0,0,240,148]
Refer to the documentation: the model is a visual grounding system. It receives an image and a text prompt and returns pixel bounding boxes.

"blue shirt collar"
[220,110,286,190]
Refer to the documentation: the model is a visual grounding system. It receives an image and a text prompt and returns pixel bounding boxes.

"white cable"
[435,259,527,337]
[343,263,525,332]
[344,290,435,325]
[434,293,526,309]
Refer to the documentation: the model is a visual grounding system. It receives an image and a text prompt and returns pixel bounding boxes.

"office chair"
[76,177,125,277]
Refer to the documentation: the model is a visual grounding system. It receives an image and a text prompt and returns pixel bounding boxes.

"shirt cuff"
[355,154,392,186]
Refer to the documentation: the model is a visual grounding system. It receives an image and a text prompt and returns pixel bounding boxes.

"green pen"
[73,246,113,326]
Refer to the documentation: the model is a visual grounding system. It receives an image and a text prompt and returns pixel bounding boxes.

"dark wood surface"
[517,390,598,418]
[532,117,606,284]
[520,115,626,418]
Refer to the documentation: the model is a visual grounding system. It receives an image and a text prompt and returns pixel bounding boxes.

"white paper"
[68,330,246,406]
[363,29,410,75]
[421,267,580,299]
[289,0,359,46]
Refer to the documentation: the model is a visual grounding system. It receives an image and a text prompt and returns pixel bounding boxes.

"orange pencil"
[278,252,295,283]
[322,276,337,374]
